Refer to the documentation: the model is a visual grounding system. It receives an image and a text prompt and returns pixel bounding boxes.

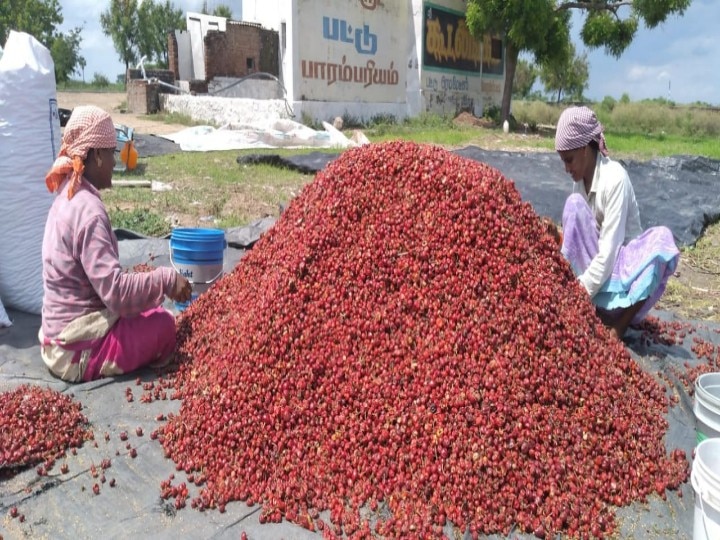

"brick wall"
[168,32,179,80]
[127,80,160,114]
[204,21,279,80]
[258,27,278,74]
[188,80,209,94]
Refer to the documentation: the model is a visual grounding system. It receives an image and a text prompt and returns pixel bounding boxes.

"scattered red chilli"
[160,141,689,539]
[129,263,155,273]
[0,385,91,473]
[637,316,720,396]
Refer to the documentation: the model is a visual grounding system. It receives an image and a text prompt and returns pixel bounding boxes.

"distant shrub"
[368,113,397,127]
[511,98,720,139]
[341,112,364,129]
[483,105,502,125]
[300,112,322,130]
[92,73,110,87]
[610,103,669,134]
[511,101,560,127]
[600,96,616,113]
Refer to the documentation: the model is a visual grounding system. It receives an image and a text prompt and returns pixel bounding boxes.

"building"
[169,0,505,123]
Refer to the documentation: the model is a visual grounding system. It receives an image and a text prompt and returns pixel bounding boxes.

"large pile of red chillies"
[163,141,688,539]
[0,385,91,473]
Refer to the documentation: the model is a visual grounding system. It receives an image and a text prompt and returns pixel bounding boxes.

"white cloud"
[575,0,720,104]
[625,65,668,83]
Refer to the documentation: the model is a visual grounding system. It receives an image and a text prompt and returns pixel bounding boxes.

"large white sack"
[0,31,60,314]
[0,295,10,327]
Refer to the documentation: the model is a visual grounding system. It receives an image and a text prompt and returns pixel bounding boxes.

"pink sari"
[39,306,176,382]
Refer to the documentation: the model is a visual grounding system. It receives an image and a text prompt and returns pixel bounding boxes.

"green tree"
[0,0,62,46]
[539,43,589,103]
[1,0,85,84]
[100,0,140,82]
[212,5,233,19]
[137,0,184,68]
[77,56,87,82]
[50,28,85,84]
[201,2,233,18]
[512,58,538,99]
[466,0,692,122]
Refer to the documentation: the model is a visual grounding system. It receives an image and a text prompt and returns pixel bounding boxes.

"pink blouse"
[41,178,176,338]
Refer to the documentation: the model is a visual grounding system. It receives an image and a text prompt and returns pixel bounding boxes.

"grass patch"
[147,110,208,127]
[103,110,720,239]
[371,126,482,147]
[104,151,311,236]
[656,220,720,321]
[109,208,170,237]
[605,132,720,160]
[57,81,126,93]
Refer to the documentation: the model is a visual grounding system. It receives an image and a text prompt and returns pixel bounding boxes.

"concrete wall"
[294,0,406,104]
[162,94,291,127]
[208,76,284,99]
[170,30,193,81]
[240,0,504,123]
[414,0,505,117]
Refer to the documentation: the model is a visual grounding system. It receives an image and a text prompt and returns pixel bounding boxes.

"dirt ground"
[57,91,186,135]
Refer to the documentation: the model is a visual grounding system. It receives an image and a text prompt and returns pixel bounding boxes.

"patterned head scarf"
[45,105,116,199]
[554,106,609,157]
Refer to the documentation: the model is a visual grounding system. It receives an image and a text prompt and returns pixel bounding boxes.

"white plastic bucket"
[694,373,720,443]
[692,439,720,540]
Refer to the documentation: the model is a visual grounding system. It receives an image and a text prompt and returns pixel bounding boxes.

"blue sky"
[51,0,719,105]
[565,0,718,104]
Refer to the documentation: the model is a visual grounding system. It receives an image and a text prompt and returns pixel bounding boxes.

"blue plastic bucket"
[170,228,226,311]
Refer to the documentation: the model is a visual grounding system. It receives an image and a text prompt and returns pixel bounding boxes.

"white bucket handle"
[169,241,225,285]
[699,486,712,540]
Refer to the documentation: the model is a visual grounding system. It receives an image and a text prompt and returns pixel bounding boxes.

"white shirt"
[572,154,642,298]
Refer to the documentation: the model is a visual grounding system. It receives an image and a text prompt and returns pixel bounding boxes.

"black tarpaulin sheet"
[1,305,710,540]
[237,148,720,248]
[132,133,182,158]
[237,152,340,175]
[0,178,716,540]
[114,216,277,252]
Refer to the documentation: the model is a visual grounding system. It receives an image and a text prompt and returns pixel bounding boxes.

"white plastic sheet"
[0,31,60,314]
[162,118,364,152]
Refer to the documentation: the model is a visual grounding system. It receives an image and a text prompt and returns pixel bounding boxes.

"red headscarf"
[45,105,117,199]
[554,106,609,157]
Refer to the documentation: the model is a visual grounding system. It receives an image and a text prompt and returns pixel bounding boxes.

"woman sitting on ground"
[554,106,679,338]
[40,105,192,382]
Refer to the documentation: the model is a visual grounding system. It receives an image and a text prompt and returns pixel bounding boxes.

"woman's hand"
[170,274,193,303]
[540,217,563,247]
